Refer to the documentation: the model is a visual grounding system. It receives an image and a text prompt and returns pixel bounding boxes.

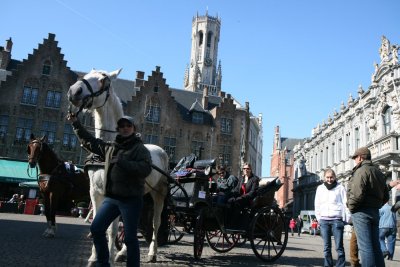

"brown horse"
[27,133,90,237]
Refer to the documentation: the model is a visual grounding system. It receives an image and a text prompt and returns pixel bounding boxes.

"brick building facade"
[0,13,263,177]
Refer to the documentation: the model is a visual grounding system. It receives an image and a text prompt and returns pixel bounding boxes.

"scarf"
[324,180,337,190]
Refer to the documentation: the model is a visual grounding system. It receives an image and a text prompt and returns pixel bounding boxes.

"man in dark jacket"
[215,166,238,204]
[347,147,389,267]
[68,113,151,267]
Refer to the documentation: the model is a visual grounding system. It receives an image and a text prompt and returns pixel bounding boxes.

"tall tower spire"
[184,12,221,96]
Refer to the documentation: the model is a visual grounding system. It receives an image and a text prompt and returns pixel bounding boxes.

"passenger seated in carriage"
[214,166,238,205]
[228,162,260,209]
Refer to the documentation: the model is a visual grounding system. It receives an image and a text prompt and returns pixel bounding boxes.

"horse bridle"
[71,73,111,117]
[26,139,64,179]
[27,139,43,162]
[26,139,42,179]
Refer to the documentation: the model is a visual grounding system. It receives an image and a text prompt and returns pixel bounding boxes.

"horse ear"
[40,135,48,143]
[30,133,35,141]
[109,69,122,80]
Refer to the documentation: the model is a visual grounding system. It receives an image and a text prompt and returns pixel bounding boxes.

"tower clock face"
[204,57,212,66]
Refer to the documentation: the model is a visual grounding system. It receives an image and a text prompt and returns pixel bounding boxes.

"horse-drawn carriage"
[65,68,288,264]
[163,156,289,262]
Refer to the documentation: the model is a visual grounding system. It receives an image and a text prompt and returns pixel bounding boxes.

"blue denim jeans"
[319,219,345,267]
[352,208,385,267]
[91,196,143,267]
[379,227,397,258]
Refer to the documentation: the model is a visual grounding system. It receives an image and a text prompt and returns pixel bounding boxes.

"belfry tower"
[184,11,222,96]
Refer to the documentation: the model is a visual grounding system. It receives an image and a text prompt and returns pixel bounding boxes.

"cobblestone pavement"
[0,213,399,266]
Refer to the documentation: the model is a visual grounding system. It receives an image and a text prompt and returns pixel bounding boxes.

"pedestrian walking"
[68,113,152,267]
[311,219,318,236]
[347,147,389,267]
[289,218,297,236]
[315,168,350,267]
[296,215,303,236]
[379,202,397,260]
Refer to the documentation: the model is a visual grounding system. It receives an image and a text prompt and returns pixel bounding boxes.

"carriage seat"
[193,159,216,169]
[251,177,283,209]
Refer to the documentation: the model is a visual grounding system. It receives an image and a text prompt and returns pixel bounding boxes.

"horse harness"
[71,73,111,117]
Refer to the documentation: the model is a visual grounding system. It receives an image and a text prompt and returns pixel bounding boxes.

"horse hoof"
[115,254,127,262]
[147,255,157,263]
[87,261,96,267]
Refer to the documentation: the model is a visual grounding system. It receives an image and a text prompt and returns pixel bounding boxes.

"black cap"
[117,116,135,126]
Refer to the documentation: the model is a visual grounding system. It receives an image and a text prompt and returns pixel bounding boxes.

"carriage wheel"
[167,182,189,244]
[167,208,185,244]
[193,211,206,260]
[206,230,239,253]
[249,206,288,262]
[115,220,125,251]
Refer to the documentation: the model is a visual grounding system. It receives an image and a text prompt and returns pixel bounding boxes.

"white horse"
[67,69,169,265]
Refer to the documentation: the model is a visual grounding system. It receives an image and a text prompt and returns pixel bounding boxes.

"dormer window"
[42,60,52,75]
[192,112,203,124]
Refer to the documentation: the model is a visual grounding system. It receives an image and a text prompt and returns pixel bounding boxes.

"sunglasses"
[118,123,133,129]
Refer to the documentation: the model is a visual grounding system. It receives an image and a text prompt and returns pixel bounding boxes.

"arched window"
[383,107,392,134]
[207,31,213,47]
[198,31,203,46]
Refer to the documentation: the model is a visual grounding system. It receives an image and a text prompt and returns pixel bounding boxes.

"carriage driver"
[67,113,151,267]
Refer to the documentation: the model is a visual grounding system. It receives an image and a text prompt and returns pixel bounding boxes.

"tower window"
[199,31,203,46]
[207,32,213,47]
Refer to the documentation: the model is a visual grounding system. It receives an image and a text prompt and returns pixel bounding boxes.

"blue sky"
[2,0,399,176]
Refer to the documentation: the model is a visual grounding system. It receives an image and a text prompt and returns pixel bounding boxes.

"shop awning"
[0,158,38,184]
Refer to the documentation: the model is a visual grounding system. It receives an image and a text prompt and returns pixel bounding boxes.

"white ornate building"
[293,36,400,212]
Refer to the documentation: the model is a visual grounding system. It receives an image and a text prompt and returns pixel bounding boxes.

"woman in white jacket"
[315,169,350,267]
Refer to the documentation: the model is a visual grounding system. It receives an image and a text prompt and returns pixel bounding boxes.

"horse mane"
[38,142,64,174]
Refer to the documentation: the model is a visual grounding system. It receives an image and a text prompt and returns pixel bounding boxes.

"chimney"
[5,38,13,52]
[136,71,144,80]
[202,86,209,109]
